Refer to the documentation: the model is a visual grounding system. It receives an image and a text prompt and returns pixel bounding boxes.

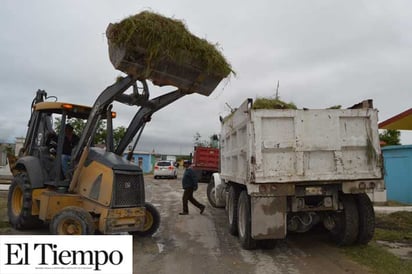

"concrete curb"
[374,206,412,214]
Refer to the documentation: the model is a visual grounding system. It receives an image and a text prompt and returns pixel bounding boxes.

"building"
[381,145,412,204]
[0,143,13,178]
[124,151,155,174]
[379,108,412,204]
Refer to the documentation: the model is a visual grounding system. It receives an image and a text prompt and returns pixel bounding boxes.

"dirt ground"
[133,177,371,274]
[0,176,373,274]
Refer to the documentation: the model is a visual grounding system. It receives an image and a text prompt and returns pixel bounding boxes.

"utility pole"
[275,80,280,99]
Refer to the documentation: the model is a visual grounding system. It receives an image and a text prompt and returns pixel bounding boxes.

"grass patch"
[0,221,9,229]
[343,211,412,273]
[374,211,412,243]
[375,211,412,231]
[0,192,9,229]
[343,242,412,274]
[374,228,412,243]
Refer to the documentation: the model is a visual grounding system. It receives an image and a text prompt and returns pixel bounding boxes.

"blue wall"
[123,153,153,173]
[382,145,412,204]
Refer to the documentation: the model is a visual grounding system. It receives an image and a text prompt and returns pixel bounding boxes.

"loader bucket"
[107,40,225,96]
[105,12,233,96]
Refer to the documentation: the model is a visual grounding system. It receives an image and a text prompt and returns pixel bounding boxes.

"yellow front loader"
[8,77,207,235]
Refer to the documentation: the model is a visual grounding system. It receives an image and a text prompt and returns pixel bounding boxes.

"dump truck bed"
[220,99,383,184]
[193,146,219,170]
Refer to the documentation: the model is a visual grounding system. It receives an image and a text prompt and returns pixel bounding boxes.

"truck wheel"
[50,206,95,235]
[129,203,160,237]
[237,190,257,250]
[355,193,375,244]
[207,177,218,208]
[7,173,43,229]
[227,185,240,235]
[330,194,359,246]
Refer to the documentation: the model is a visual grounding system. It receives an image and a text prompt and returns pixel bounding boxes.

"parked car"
[154,160,177,179]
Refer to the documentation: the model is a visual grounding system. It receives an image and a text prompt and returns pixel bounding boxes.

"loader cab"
[21,101,116,188]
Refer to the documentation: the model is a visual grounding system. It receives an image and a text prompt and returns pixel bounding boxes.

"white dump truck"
[207,98,385,249]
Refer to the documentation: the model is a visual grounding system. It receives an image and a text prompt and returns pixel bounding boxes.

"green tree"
[193,132,205,147]
[1,144,14,156]
[193,132,219,148]
[379,129,401,146]
[113,126,127,148]
[54,118,126,148]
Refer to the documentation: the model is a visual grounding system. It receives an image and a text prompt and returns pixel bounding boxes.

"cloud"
[1,0,412,151]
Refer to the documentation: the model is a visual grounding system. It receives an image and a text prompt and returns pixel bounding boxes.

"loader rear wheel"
[227,185,240,235]
[50,206,95,235]
[7,173,43,229]
[330,194,359,246]
[207,177,218,208]
[355,193,375,244]
[129,203,160,237]
[237,190,257,250]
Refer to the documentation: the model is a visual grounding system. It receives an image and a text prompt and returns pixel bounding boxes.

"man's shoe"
[200,205,205,214]
[179,212,188,215]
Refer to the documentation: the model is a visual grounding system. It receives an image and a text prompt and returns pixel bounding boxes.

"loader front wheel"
[129,203,160,237]
[227,185,240,235]
[330,194,359,246]
[50,206,95,235]
[237,190,257,250]
[7,173,43,229]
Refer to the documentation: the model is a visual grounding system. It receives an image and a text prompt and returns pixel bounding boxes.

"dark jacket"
[182,168,198,190]
[62,134,80,155]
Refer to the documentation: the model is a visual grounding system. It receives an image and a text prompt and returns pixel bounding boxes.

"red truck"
[191,146,219,182]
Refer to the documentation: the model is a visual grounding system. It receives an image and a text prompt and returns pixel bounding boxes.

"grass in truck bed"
[252,98,297,110]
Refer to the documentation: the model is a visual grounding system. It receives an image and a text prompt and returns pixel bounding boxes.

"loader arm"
[115,88,187,155]
[72,75,190,162]
[72,76,137,161]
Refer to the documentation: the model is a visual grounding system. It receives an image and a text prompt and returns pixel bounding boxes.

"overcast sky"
[0,0,411,155]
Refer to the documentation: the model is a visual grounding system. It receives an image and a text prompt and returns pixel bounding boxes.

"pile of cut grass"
[107,11,234,77]
[253,98,297,110]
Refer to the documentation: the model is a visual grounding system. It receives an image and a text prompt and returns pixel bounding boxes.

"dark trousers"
[182,187,204,213]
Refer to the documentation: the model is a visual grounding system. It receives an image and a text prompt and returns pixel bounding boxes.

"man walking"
[179,160,205,215]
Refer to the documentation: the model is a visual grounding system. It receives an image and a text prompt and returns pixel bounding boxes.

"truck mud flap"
[251,196,286,240]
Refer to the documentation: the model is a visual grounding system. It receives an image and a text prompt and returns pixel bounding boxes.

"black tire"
[207,177,218,208]
[237,191,257,250]
[355,193,375,244]
[154,175,158,179]
[7,173,43,229]
[227,185,240,235]
[330,194,359,246]
[50,206,95,235]
[129,203,160,237]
